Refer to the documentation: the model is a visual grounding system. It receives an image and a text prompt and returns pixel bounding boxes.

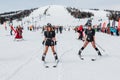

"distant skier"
[78,23,102,57]
[56,26,59,33]
[59,26,63,34]
[15,25,23,39]
[42,26,45,33]
[77,25,84,40]
[10,25,15,35]
[3,22,7,30]
[85,19,92,26]
[42,23,58,62]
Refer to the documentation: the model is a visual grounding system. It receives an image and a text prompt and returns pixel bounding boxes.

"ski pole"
[95,43,105,52]
[54,41,57,53]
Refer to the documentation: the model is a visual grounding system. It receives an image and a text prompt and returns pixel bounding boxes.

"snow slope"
[1,23,120,80]
[23,5,82,27]
[7,5,118,28]
[82,9,109,25]
[21,5,118,28]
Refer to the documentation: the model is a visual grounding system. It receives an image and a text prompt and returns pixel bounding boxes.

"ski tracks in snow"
[5,46,43,80]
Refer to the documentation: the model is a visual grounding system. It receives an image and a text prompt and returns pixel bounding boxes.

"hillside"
[0,8,38,24]
[22,5,109,27]
[0,5,120,28]
[23,5,81,26]
[0,5,120,27]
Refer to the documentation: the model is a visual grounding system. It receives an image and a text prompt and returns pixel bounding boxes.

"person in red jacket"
[10,25,16,35]
[77,25,84,40]
[15,25,23,39]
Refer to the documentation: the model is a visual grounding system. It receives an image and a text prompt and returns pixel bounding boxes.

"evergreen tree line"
[0,8,38,24]
[66,7,94,19]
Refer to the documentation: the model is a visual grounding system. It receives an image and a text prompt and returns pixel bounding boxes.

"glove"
[77,30,80,33]
[42,41,45,45]
[54,41,57,45]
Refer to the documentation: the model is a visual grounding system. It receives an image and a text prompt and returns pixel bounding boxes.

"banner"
[102,22,106,28]
[118,18,120,29]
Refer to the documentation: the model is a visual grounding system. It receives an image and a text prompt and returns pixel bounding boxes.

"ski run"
[0,5,120,80]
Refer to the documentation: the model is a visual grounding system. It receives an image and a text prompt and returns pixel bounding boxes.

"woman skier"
[42,23,58,62]
[78,23,102,58]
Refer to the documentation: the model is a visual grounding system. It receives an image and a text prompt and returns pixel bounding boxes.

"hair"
[46,26,53,31]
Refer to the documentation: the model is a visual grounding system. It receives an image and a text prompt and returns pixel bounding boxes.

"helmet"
[87,23,92,27]
[47,23,52,27]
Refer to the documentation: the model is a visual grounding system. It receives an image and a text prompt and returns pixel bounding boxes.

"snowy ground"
[0,26,120,80]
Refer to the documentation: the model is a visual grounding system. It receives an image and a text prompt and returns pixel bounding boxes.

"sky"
[0,0,120,13]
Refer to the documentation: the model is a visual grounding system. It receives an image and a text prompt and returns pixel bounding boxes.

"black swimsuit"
[44,31,55,46]
[85,29,95,42]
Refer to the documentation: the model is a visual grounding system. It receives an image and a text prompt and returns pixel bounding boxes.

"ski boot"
[54,53,59,62]
[78,50,82,56]
[42,54,46,62]
[97,51,102,56]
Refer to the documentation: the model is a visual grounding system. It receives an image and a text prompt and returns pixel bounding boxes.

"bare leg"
[91,41,96,48]
[51,46,58,60]
[51,46,55,53]
[83,41,89,48]
[44,46,49,55]
[42,46,49,61]
[91,41,102,56]
[78,41,89,55]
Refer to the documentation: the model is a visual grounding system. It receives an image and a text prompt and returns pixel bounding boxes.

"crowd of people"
[74,20,120,38]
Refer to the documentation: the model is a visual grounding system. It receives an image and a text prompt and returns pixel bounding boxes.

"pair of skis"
[43,60,59,68]
[42,47,73,68]
[79,55,98,61]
